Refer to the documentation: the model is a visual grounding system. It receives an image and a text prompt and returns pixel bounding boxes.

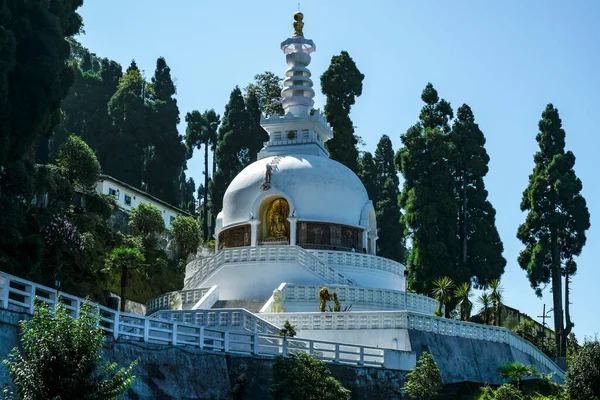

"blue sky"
[77,1,600,339]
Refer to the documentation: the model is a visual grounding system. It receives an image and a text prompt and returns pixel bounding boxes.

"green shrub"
[404,352,443,400]
[3,300,136,399]
[565,339,600,400]
[269,353,350,399]
[170,215,201,258]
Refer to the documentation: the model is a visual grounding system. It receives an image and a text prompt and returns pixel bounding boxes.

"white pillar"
[287,217,298,246]
[368,232,378,255]
[250,219,261,247]
[361,228,368,252]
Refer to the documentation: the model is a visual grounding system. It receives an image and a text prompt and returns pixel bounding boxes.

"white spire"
[280,12,315,116]
[257,12,333,161]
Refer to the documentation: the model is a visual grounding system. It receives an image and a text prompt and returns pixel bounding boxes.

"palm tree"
[454,282,472,321]
[431,277,455,317]
[185,109,220,241]
[489,279,504,326]
[477,292,492,325]
[498,362,538,389]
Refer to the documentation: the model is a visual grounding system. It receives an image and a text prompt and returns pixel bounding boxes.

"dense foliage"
[565,340,600,399]
[397,83,505,308]
[321,51,364,173]
[403,351,443,400]
[170,215,201,258]
[3,300,136,399]
[269,353,350,400]
[517,104,590,358]
[373,135,405,262]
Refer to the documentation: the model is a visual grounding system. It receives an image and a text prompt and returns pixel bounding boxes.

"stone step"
[211,299,268,313]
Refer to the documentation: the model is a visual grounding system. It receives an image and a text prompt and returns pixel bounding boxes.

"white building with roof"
[96,174,192,230]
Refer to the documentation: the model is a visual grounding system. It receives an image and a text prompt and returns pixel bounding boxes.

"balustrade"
[184,246,357,290]
[0,271,390,369]
[146,287,212,315]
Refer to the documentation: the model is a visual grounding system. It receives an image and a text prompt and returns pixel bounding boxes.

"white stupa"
[144,13,566,380]
[167,12,437,348]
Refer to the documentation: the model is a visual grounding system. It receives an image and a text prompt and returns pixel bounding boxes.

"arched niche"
[259,197,291,244]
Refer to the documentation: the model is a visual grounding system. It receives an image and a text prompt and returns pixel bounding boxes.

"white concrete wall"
[330,265,404,291]
[294,328,411,351]
[95,180,181,229]
[199,262,328,300]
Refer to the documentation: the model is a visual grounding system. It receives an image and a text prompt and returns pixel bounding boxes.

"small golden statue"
[265,198,289,241]
[293,11,304,37]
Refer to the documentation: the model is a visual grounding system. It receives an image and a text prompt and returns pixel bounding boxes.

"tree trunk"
[550,227,564,358]
[460,174,468,266]
[203,141,209,241]
[563,270,573,356]
[120,266,128,312]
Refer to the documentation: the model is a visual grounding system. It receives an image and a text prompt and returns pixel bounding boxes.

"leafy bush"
[170,215,201,258]
[404,351,443,399]
[270,353,350,399]
[56,135,101,190]
[129,203,164,247]
[3,300,136,399]
[565,339,600,400]
[493,384,523,400]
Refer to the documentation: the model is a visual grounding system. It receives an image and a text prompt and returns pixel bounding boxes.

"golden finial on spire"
[293,11,304,37]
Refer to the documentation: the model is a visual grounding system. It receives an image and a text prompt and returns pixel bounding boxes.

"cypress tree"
[517,104,590,359]
[358,152,379,202]
[321,51,364,173]
[396,83,459,295]
[145,57,187,205]
[0,0,83,167]
[245,71,284,117]
[210,87,250,217]
[106,61,149,188]
[245,90,269,162]
[374,135,405,262]
[449,104,506,287]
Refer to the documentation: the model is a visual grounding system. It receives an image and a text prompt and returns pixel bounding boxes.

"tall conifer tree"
[245,71,284,117]
[396,83,459,295]
[321,51,364,173]
[106,61,149,188]
[245,90,269,162]
[210,87,250,217]
[374,135,405,262]
[145,57,187,205]
[449,104,505,287]
[358,152,379,202]
[517,104,590,359]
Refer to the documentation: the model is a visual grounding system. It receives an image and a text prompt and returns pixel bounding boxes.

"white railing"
[145,287,212,315]
[0,271,397,369]
[308,250,406,280]
[184,246,358,290]
[155,308,281,336]
[192,285,219,310]
[261,310,565,381]
[276,284,438,315]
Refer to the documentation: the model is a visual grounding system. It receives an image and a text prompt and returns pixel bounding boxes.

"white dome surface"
[221,155,369,228]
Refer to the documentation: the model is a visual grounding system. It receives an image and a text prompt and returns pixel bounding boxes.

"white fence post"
[1,276,9,309]
[172,322,178,345]
[199,326,204,349]
[143,318,149,342]
[252,334,259,355]
[224,331,230,352]
[28,283,35,314]
[282,337,287,356]
[334,344,340,363]
[113,311,120,340]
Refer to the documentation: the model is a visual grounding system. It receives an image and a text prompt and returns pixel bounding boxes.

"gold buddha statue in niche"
[265,198,289,241]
